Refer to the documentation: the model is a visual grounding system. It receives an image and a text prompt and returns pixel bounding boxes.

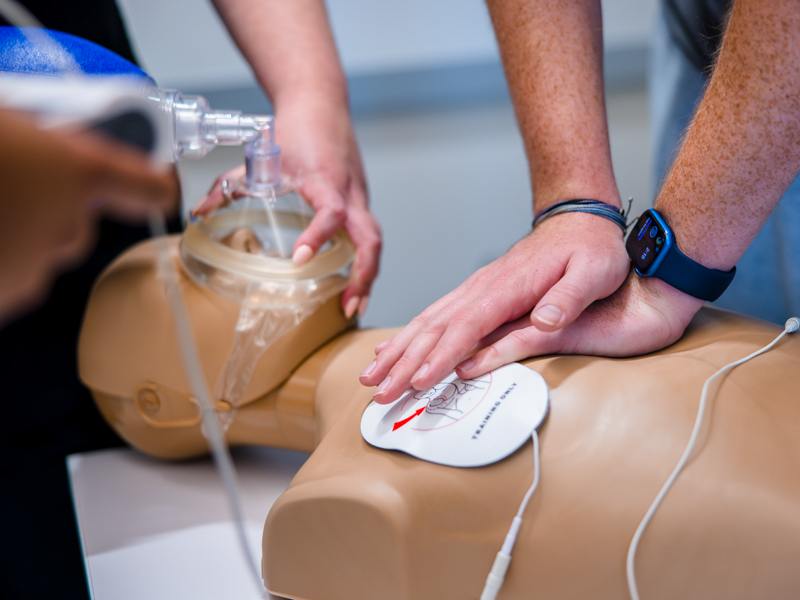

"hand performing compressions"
[192,100,381,320]
[359,213,704,404]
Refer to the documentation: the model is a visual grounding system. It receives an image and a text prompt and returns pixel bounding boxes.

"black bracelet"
[532,198,632,231]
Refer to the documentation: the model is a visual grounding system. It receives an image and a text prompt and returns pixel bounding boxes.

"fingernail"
[459,358,475,372]
[374,376,391,396]
[358,295,370,317]
[344,296,360,319]
[292,244,314,265]
[360,360,376,378]
[411,363,429,384]
[374,341,389,354]
[534,304,562,326]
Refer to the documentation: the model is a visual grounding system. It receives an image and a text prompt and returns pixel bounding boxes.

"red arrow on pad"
[393,407,425,431]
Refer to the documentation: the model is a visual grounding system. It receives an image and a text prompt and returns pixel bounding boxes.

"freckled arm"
[485,0,620,211]
[655,0,800,271]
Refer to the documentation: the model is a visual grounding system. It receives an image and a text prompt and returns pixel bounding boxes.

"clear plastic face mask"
[180,143,354,428]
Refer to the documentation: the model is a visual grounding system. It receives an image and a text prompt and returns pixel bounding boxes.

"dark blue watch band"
[657,242,736,302]
[627,209,735,302]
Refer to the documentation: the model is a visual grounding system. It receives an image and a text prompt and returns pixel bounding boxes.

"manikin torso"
[79,235,800,600]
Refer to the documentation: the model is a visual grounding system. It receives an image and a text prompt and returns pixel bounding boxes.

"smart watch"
[625,209,735,302]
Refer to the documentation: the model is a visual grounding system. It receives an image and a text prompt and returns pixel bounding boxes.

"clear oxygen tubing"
[149,211,267,598]
[480,428,541,600]
[626,316,800,600]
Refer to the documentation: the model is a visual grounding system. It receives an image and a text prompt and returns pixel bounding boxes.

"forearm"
[486,0,619,211]
[210,0,348,113]
[656,0,800,271]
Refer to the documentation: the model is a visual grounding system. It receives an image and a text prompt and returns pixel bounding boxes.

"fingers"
[50,211,96,269]
[370,327,445,404]
[342,207,382,316]
[191,165,245,217]
[360,282,519,403]
[530,254,627,332]
[455,318,566,379]
[76,139,180,219]
[456,273,704,379]
[93,167,179,220]
[294,178,347,257]
[357,216,634,403]
[292,201,344,258]
[294,176,382,318]
[404,310,502,391]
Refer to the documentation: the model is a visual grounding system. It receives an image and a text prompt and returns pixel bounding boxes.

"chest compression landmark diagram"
[361,363,549,467]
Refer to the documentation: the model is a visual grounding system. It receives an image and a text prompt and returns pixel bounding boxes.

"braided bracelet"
[532,198,631,231]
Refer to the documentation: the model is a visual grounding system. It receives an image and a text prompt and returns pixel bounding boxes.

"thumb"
[530,260,624,332]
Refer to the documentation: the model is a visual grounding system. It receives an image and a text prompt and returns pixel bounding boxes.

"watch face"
[626,210,667,273]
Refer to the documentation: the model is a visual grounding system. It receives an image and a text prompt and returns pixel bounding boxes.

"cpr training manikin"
[77,120,800,599]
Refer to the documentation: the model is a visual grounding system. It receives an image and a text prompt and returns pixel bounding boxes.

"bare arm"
[657,0,800,270]
[489,0,619,211]
[204,0,381,317]
[456,0,800,377]
[360,0,631,403]
[210,0,347,112]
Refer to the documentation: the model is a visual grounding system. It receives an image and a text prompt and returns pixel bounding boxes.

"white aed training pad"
[360,363,549,467]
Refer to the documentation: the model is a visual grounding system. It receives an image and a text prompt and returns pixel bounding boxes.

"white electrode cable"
[480,428,541,600]
[626,316,800,600]
[149,212,267,598]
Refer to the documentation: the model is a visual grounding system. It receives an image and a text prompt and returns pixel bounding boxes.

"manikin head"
[78,144,356,458]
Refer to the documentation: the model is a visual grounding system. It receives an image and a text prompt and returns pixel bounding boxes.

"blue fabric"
[649,7,800,324]
[0,26,149,79]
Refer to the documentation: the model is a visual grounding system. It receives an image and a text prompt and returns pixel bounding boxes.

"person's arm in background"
[0,109,178,323]
[198,0,381,319]
[455,0,800,378]
[360,0,630,403]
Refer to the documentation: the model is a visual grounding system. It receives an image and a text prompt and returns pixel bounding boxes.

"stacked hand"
[193,100,381,319]
[359,214,703,404]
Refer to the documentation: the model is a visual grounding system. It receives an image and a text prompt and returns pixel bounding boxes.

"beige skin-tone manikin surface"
[79,237,800,600]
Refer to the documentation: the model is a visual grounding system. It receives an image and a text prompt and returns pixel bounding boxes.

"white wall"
[117,0,655,91]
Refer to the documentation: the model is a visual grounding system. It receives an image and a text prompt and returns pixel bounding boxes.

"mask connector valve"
[245,123,281,191]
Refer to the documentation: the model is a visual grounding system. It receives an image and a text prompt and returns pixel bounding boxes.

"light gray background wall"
[117,0,656,90]
[118,0,656,329]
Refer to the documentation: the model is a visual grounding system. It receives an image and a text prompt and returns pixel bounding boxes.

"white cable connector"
[480,551,512,600]
[480,429,540,600]
[626,316,798,600]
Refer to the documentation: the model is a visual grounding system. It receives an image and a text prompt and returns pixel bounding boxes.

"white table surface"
[67,446,308,600]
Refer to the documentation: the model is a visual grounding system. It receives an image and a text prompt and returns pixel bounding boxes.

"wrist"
[653,197,738,272]
[272,76,349,117]
[627,209,736,302]
[531,175,622,213]
[533,199,628,232]
[636,271,705,316]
